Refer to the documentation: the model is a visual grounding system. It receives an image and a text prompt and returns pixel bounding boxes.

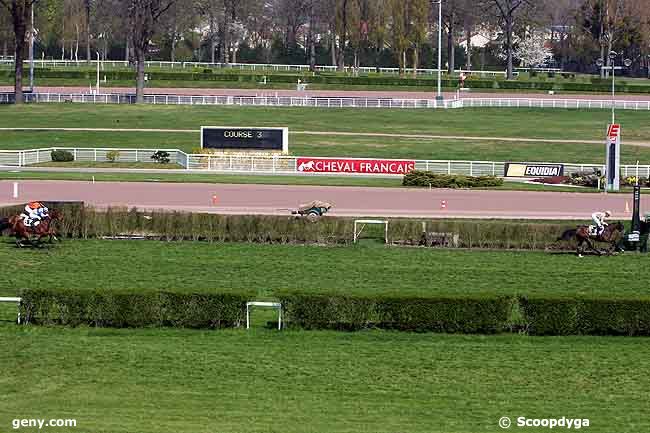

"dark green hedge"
[20,288,251,328]
[520,297,650,336]
[279,293,650,336]
[278,292,514,333]
[17,288,650,335]
[4,68,649,93]
[0,205,573,250]
[403,170,504,188]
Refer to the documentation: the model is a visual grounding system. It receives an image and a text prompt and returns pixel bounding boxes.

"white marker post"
[12,182,18,199]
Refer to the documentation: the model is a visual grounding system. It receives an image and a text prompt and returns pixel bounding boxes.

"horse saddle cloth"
[588,225,599,236]
[21,214,38,229]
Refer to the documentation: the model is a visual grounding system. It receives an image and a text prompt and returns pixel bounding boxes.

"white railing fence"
[3,92,649,111]
[0,59,513,77]
[1,92,462,109]
[3,146,650,179]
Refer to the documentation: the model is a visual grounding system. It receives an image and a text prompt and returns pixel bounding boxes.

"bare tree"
[0,0,39,103]
[483,0,533,79]
[128,0,175,102]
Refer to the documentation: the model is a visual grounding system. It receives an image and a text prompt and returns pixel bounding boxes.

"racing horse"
[5,209,63,247]
[558,221,625,257]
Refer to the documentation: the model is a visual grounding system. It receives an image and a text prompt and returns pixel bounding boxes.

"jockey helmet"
[605,210,612,217]
[28,201,43,209]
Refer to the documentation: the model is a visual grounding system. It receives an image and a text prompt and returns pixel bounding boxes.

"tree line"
[1,0,650,103]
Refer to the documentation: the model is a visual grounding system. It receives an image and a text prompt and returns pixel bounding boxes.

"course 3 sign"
[505,163,564,177]
[297,157,415,175]
[201,127,289,153]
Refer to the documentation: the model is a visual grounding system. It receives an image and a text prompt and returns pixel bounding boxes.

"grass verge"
[0,239,645,299]
[0,324,647,433]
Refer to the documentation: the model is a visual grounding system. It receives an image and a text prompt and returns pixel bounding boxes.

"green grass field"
[2,105,650,164]
[0,324,647,433]
[0,239,646,299]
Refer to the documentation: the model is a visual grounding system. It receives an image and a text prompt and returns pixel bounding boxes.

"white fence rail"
[0,59,512,77]
[0,92,462,109]
[3,92,649,111]
[3,146,650,179]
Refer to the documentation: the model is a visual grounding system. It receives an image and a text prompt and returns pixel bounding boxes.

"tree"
[513,31,553,71]
[409,0,428,76]
[127,0,175,103]
[483,0,533,79]
[0,0,39,103]
[0,6,14,58]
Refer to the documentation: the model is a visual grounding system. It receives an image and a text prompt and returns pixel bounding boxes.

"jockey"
[592,210,612,236]
[22,201,49,228]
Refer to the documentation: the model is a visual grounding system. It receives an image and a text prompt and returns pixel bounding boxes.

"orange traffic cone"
[212,195,219,206]
[625,201,630,213]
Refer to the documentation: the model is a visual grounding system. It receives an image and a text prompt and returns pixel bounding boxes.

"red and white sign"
[607,124,621,144]
[297,157,415,175]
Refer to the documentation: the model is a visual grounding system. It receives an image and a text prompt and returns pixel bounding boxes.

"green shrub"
[151,150,171,164]
[19,288,251,329]
[403,170,503,188]
[520,296,650,336]
[51,150,74,162]
[278,292,514,333]
[106,150,120,163]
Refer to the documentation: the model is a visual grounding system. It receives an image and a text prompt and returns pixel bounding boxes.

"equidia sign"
[504,163,564,177]
[297,157,415,175]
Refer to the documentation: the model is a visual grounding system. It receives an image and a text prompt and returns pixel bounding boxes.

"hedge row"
[20,288,251,328]
[0,205,573,250]
[279,293,650,336]
[3,68,649,93]
[403,170,504,188]
[278,292,513,333]
[520,297,650,336]
[17,288,650,335]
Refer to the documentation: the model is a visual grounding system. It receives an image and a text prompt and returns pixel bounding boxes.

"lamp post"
[431,0,443,101]
[597,52,632,192]
[647,54,650,80]
[597,51,632,124]
[96,51,100,94]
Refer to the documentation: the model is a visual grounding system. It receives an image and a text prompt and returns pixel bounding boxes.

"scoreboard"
[201,126,288,153]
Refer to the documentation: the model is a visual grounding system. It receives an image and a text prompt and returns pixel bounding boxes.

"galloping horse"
[5,209,63,247]
[558,221,625,257]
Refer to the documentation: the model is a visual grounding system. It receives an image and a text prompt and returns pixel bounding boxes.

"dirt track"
[1,180,642,220]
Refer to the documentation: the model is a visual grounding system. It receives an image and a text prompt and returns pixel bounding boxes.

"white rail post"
[13,182,18,198]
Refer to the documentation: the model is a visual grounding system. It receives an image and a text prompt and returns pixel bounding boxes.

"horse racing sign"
[504,163,564,177]
[296,157,415,175]
[201,127,289,153]
[605,124,621,191]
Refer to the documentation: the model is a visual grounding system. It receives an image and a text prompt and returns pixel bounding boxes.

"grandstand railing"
[0,92,463,109]
[0,59,512,77]
[3,146,650,179]
[2,92,650,111]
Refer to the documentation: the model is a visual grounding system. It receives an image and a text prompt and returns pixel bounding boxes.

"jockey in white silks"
[591,210,611,237]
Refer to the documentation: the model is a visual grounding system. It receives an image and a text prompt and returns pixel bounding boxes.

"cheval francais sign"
[297,158,415,175]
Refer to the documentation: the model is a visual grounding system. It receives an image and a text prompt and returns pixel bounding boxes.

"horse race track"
[0,239,649,299]
[1,239,650,432]
[0,324,648,433]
